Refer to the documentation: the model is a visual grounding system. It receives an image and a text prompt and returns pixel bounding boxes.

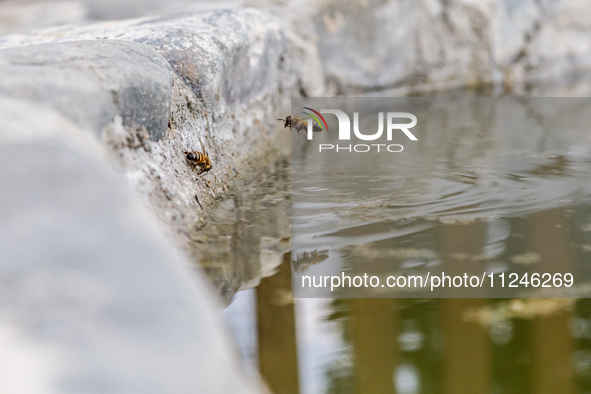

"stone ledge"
[0,8,314,249]
[0,9,303,392]
[0,96,258,393]
[0,40,173,140]
[4,1,591,93]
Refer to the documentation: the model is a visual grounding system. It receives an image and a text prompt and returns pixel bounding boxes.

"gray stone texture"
[0,40,173,140]
[0,8,306,248]
[0,96,258,393]
[278,0,591,93]
[3,1,591,93]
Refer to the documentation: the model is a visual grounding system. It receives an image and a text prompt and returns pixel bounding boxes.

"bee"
[277,116,321,134]
[183,137,212,176]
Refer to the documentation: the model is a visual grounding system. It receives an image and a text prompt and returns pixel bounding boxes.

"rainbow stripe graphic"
[302,107,329,131]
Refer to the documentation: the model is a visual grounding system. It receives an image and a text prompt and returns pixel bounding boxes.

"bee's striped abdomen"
[185,151,206,164]
[183,149,212,176]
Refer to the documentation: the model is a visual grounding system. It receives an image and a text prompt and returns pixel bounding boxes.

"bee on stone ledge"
[183,137,212,176]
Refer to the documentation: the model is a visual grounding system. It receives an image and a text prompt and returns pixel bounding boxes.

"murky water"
[190,79,591,393]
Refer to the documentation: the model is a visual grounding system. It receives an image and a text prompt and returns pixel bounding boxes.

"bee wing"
[293,120,306,131]
[198,136,207,156]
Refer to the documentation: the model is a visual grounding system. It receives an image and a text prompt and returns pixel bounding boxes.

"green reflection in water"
[225,270,588,393]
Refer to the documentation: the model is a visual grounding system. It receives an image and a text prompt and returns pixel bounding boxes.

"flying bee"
[183,137,212,176]
[277,116,321,135]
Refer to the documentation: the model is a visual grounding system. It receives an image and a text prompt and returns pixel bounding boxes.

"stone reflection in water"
[188,156,291,303]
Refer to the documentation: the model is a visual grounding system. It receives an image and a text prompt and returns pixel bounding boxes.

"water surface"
[291,97,591,297]
[192,84,591,393]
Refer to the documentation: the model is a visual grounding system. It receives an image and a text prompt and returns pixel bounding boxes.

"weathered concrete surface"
[0,40,173,140]
[0,96,258,393]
